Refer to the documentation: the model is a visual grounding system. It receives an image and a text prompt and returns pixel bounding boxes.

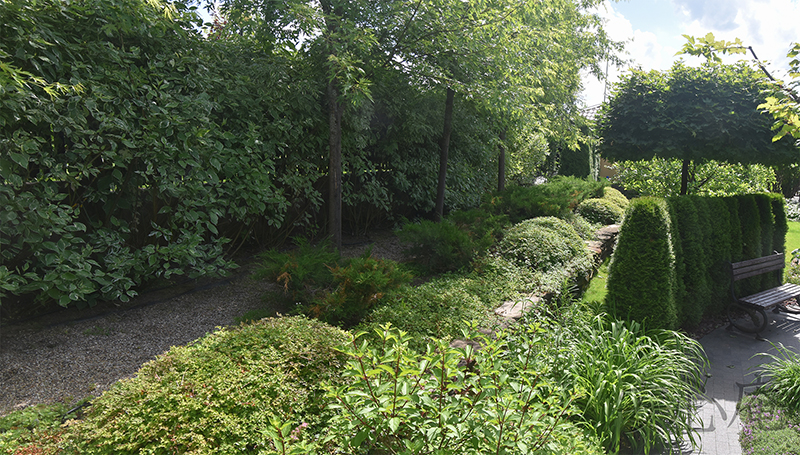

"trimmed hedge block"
[606,198,678,330]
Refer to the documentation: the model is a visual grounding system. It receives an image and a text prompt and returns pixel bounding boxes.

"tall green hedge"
[606,198,678,330]
[705,198,733,315]
[666,197,711,328]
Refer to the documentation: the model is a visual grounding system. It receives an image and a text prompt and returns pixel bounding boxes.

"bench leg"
[727,304,768,336]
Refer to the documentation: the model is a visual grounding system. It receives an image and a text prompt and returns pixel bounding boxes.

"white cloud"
[580,0,800,108]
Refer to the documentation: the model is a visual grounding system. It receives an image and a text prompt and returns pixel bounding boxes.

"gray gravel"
[0,267,279,416]
[0,230,404,417]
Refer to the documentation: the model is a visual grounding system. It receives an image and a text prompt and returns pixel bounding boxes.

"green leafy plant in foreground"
[326,324,604,455]
[754,343,800,414]
[547,308,708,454]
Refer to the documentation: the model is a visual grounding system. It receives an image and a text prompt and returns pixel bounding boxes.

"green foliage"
[610,158,778,197]
[396,218,492,275]
[598,62,798,168]
[312,250,413,327]
[327,324,604,455]
[65,316,350,454]
[549,314,707,454]
[498,217,593,289]
[755,194,776,256]
[253,238,340,305]
[603,187,629,210]
[666,197,711,328]
[724,196,744,262]
[562,212,600,240]
[575,197,625,225]
[606,197,678,330]
[358,258,536,349]
[0,398,91,454]
[483,177,605,223]
[738,393,800,455]
[754,343,800,414]
[770,194,789,254]
[447,208,510,243]
[705,197,734,315]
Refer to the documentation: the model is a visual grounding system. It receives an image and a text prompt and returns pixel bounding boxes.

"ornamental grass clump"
[549,313,708,454]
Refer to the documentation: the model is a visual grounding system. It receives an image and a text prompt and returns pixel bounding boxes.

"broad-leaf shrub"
[575,197,624,225]
[66,316,349,454]
[498,217,592,291]
[327,324,604,455]
[549,314,707,454]
[606,197,678,329]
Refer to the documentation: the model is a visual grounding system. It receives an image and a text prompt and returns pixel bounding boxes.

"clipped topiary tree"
[576,198,625,225]
[754,194,775,256]
[724,196,743,262]
[606,198,678,330]
[603,187,630,211]
[735,194,763,295]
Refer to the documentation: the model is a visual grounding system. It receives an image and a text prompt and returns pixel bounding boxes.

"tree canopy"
[597,61,799,194]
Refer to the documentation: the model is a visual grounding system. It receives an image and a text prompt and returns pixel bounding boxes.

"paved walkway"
[684,311,800,454]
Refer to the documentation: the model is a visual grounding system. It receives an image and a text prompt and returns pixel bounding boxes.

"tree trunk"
[328,81,344,249]
[435,87,455,222]
[680,158,690,195]
[498,129,506,192]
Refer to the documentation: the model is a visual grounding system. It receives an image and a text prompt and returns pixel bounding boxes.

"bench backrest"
[730,253,785,281]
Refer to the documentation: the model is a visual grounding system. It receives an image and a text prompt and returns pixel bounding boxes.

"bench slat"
[740,283,800,308]
[731,254,785,270]
[733,263,785,280]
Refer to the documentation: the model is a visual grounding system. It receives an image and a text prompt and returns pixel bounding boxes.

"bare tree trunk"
[680,158,690,195]
[498,129,506,192]
[435,87,455,222]
[328,81,344,249]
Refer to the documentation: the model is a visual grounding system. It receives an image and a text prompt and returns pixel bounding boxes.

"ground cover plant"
[739,343,800,455]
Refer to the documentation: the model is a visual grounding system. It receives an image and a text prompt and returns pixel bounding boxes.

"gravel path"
[0,230,403,417]
[0,266,280,417]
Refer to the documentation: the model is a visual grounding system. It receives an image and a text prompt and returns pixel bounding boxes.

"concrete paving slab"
[680,311,800,455]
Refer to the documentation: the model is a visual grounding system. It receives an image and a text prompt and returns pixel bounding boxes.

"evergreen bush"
[736,194,764,295]
[754,194,775,256]
[606,198,678,329]
[66,316,350,454]
[483,177,605,223]
[603,186,630,211]
[666,197,711,328]
[576,197,625,225]
[498,217,592,280]
[396,218,489,274]
[705,197,733,315]
[724,196,743,262]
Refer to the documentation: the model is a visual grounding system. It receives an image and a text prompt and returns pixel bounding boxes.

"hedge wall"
[607,193,786,329]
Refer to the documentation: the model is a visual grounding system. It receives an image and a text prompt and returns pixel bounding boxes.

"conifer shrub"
[705,197,734,315]
[606,198,678,330]
[666,197,711,328]
[736,194,764,295]
[576,197,625,225]
[770,194,788,254]
[498,217,592,282]
[755,194,775,256]
[563,212,599,239]
[396,218,490,274]
[724,196,743,262]
[253,238,339,305]
[483,177,605,223]
[603,186,630,211]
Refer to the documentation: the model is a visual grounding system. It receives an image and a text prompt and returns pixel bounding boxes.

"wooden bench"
[728,252,800,339]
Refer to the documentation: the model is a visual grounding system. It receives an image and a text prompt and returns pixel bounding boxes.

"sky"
[580,0,800,108]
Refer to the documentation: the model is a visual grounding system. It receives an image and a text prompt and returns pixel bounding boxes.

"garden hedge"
[606,197,678,330]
